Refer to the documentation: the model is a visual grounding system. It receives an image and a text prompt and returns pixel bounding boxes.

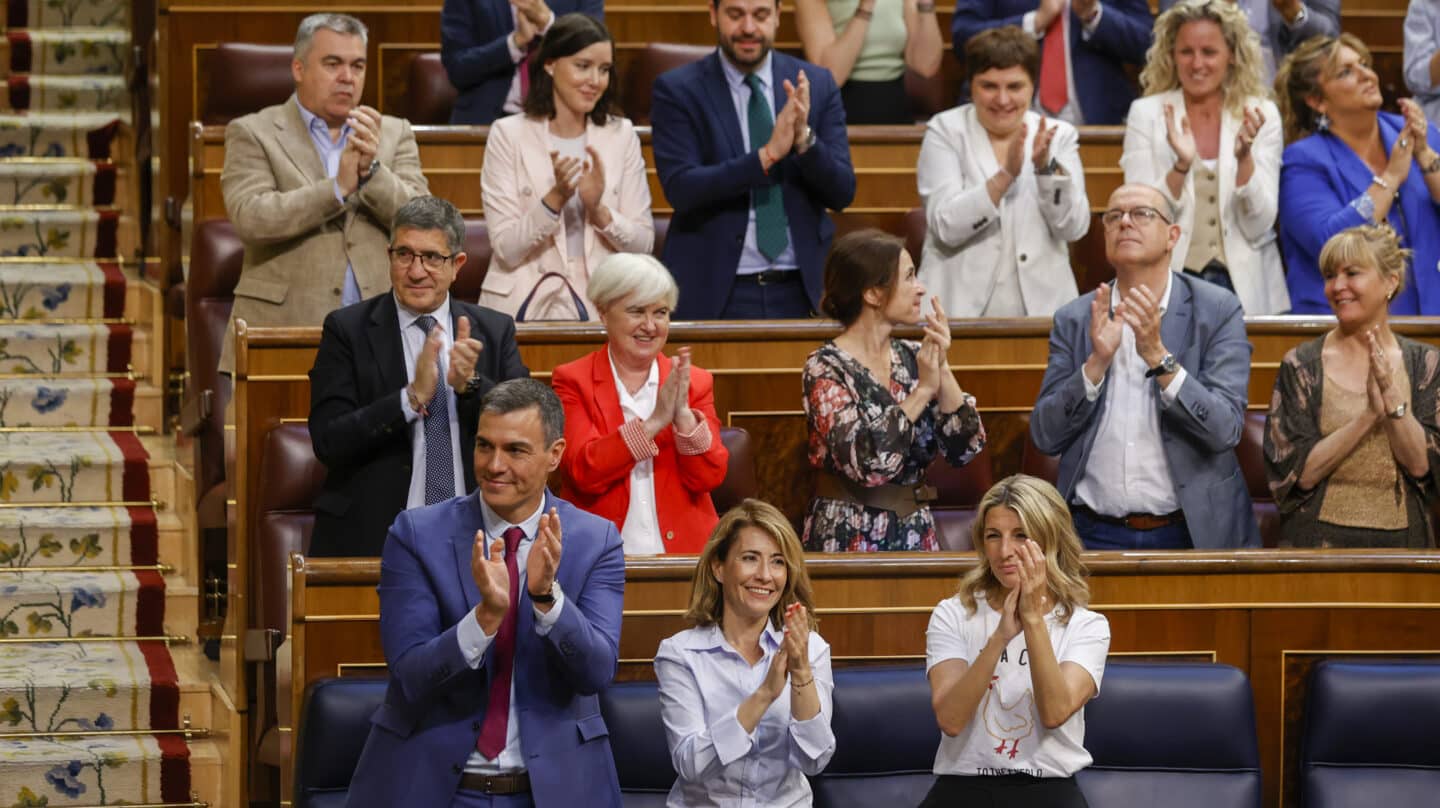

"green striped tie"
[745,73,790,260]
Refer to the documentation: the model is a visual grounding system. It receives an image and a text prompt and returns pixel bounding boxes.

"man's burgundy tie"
[475,526,524,758]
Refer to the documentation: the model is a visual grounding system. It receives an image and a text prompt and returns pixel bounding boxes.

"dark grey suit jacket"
[1030,272,1260,548]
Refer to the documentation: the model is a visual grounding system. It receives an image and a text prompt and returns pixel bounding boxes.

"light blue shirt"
[294,97,363,305]
[394,294,465,508]
[654,622,835,807]
[718,52,800,275]
[454,495,567,774]
[1405,0,1440,124]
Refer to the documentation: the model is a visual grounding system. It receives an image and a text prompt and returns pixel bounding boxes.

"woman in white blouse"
[1121,0,1287,314]
[917,26,1090,317]
[924,474,1110,806]
[479,14,654,321]
[655,498,835,807]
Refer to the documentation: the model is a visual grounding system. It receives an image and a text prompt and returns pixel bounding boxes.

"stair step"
[0,160,116,205]
[0,322,148,378]
[0,209,121,258]
[6,75,129,114]
[0,734,204,807]
[0,641,199,733]
[0,569,169,639]
[8,0,132,29]
[0,377,137,427]
[0,505,164,569]
[5,30,130,77]
[0,112,124,159]
[0,261,131,320]
[0,431,151,505]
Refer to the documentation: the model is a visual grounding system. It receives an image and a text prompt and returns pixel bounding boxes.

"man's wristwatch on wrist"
[529,581,559,604]
[1144,353,1179,379]
[1389,401,1408,420]
[798,127,817,152]
[356,158,380,190]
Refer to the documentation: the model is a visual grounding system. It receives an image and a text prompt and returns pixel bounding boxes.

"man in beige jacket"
[219,12,429,373]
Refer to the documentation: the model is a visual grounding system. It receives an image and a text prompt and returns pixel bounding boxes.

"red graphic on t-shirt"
[982,675,1034,759]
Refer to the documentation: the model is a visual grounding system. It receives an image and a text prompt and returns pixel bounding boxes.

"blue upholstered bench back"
[294,662,1264,808]
[1301,660,1440,808]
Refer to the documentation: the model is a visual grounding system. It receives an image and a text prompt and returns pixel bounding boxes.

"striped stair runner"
[0,0,219,805]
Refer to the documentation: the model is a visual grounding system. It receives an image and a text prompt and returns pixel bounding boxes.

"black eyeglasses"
[388,246,457,270]
[1101,206,1172,229]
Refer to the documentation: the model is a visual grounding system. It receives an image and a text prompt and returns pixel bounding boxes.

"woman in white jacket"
[1121,0,1287,314]
[917,26,1090,318]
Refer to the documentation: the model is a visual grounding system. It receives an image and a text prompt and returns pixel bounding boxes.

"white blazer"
[1121,91,1289,314]
[917,107,1090,318]
[479,113,654,320]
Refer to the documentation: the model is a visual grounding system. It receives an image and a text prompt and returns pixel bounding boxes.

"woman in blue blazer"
[1276,33,1440,314]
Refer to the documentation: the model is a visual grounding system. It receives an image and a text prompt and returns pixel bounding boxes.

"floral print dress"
[802,340,986,551]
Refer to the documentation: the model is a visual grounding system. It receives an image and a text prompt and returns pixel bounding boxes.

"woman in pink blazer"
[479,14,654,321]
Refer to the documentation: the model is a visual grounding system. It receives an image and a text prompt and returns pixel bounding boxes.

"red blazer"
[553,348,728,553]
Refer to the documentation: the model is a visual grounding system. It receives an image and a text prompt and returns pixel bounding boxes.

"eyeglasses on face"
[387,246,456,270]
[1101,206,1172,229]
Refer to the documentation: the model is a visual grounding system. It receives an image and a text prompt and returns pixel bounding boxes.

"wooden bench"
[290,549,1440,808]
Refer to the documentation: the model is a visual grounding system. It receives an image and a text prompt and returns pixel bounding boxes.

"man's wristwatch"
[529,581,559,604]
[1389,401,1408,420]
[1144,353,1179,378]
[356,158,380,190]
[798,127,817,153]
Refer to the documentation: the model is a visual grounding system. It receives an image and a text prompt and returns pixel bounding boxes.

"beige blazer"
[218,96,429,372]
[479,113,653,321]
[1121,91,1289,315]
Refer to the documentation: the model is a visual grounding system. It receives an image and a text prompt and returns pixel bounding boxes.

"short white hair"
[588,253,679,313]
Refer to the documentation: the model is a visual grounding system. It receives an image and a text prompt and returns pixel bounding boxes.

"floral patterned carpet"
[0,0,209,804]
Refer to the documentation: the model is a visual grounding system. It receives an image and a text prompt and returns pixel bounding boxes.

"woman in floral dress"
[803,229,986,552]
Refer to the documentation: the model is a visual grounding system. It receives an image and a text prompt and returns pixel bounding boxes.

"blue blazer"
[950,0,1152,125]
[440,0,604,125]
[650,51,856,319]
[1029,273,1260,548]
[1279,112,1440,315]
[345,492,626,808]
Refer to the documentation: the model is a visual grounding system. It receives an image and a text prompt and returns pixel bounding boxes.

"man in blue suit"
[346,378,625,807]
[650,0,856,319]
[440,0,603,125]
[951,0,1152,125]
[1030,184,1259,550]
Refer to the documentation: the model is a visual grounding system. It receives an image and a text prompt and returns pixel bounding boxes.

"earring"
[1316,112,1331,132]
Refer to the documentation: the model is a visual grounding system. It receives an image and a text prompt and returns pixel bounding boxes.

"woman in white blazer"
[480,14,653,321]
[1121,0,1287,314]
[917,26,1090,318]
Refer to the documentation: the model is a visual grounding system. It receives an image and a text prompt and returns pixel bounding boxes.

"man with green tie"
[650,0,857,320]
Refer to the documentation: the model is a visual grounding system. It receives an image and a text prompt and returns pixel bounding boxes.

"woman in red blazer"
[552,253,729,553]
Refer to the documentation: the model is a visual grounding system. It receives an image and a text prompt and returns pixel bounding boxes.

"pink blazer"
[478,113,654,320]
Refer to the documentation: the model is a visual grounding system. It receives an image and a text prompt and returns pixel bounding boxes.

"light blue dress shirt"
[293,97,363,305]
[719,52,800,275]
[655,622,835,807]
[394,294,465,508]
[454,495,567,774]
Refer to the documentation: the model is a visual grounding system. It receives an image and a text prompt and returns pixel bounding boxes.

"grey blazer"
[1030,272,1260,548]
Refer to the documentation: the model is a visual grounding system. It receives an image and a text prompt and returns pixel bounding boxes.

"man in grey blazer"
[219,12,429,373]
[1031,183,1259,550]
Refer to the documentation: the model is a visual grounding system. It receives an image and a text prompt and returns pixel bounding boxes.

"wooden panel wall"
[292,551,1440,808]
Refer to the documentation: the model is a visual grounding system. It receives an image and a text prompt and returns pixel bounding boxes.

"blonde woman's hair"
[956,475,1090,624]
[683,499,818,631]
[1139,0,1269,118]
[1318,223,1413,296]
[1275,33,1371,143]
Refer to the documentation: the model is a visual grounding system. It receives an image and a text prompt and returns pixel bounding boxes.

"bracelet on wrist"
[790,675,815,689]
[1371,174,1393,191]
[1172,160,1192,174]
[916,2,936,11]
[854,6,874,19]
[1423,154,1440,175]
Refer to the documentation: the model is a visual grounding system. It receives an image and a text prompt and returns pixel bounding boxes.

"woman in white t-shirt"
[922,474,1110,807]
[654,499,836,807]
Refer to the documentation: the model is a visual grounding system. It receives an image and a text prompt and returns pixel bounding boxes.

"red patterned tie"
[1039,11,1069,115]
[476,526,524,759]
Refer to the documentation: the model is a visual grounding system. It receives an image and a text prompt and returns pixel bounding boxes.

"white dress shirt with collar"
[719,51,801,275]
[395,294,466,509]
[654,622,836,808]
[453,495,568,774]
[1074,272,1187,517]
[608,349,664,554]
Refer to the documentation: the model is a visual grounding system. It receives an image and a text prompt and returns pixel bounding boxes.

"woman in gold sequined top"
[1263,224,1440,547]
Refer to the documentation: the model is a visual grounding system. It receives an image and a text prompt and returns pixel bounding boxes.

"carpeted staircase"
[0,0,222,804]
